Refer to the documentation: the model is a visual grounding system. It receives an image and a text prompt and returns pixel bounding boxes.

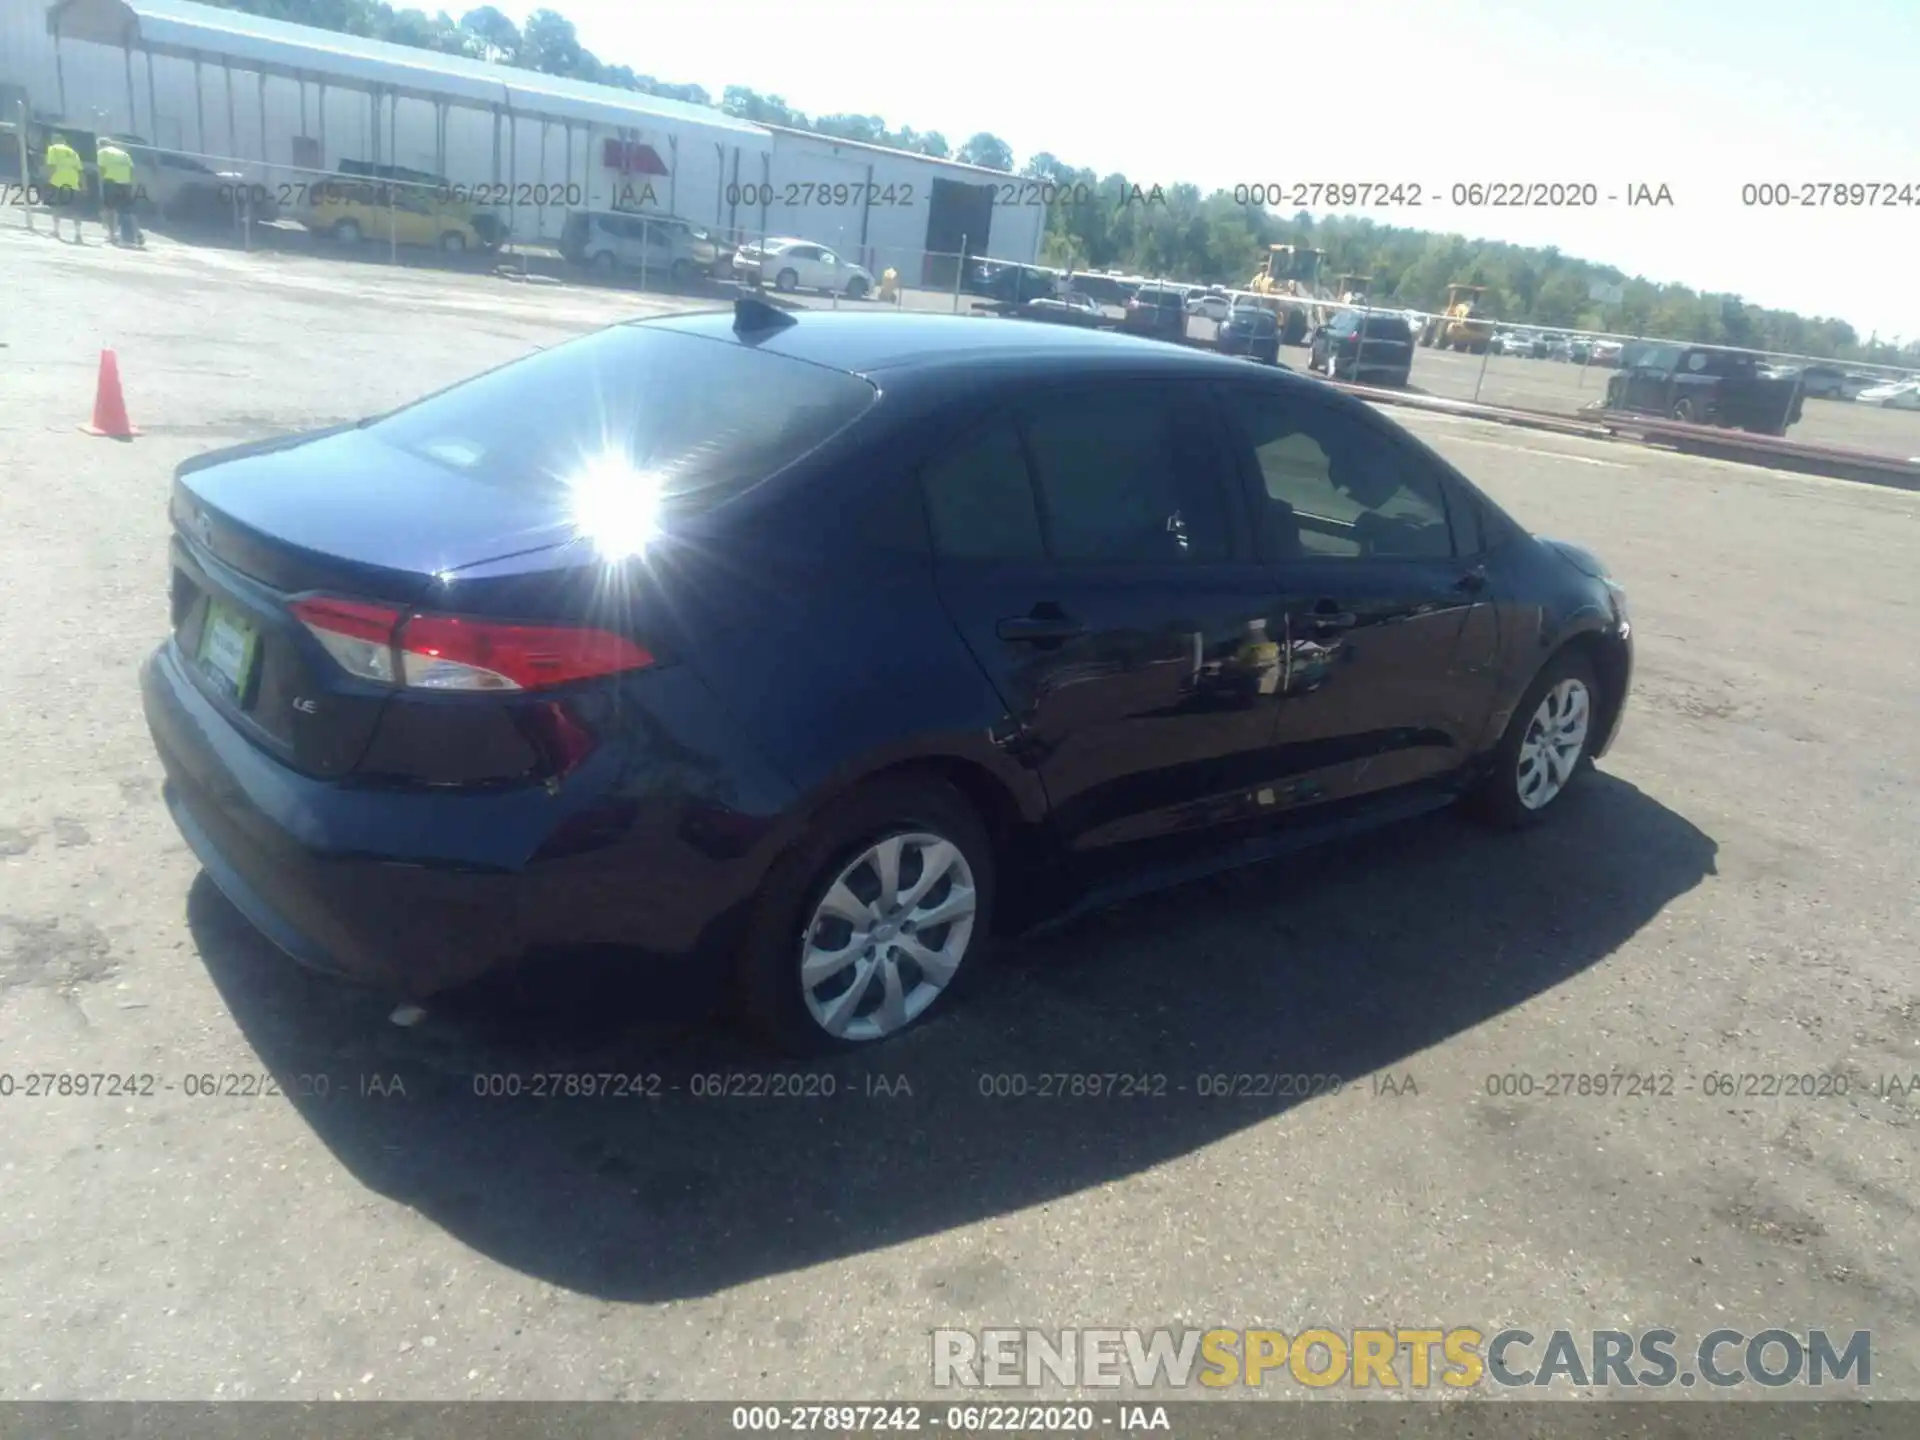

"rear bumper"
[142,639,794,998]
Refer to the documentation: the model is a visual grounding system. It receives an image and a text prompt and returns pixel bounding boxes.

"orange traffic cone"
[81,349,139,439]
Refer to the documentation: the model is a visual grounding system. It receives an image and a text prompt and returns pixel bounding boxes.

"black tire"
[845,275,869,299]
[591,250,616,274]
[734,775,996,1056]
[440,231,467,253]
[1672,397,1697,423]
[332,220,361,246]
[1463,649,1602,830]
[775,266,799,293]
[670,257,693,285]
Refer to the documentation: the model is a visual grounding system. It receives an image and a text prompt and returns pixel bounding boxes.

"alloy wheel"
[799,831,978,1042]
[1515,678,1591,811]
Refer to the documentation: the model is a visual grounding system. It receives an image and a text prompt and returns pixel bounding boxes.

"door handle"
[1455,565,1488,594]
[996,613,1088,644]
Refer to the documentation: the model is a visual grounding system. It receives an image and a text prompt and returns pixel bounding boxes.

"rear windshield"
[366,324,877,513]
[1353,315,1412,339]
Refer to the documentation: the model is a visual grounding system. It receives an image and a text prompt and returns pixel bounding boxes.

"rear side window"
[366,324,877,514]
[922,418,1045,561]
[1019,387,1234,564]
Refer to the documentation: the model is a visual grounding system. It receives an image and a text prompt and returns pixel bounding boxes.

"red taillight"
[294,595,654,692]
[399,614,654,692]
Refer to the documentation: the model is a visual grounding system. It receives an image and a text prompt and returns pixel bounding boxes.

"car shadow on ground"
[187,772,1715,1302]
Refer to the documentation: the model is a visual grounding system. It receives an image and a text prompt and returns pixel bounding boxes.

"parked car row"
[1758,364,1894,402]
[1489,332,1624,365]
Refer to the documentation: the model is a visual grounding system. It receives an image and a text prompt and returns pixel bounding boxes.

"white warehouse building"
[7,0,1045,279]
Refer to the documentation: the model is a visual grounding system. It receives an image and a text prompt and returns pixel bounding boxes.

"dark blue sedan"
[143,299,1633,1053]
[1215,305,1282,364]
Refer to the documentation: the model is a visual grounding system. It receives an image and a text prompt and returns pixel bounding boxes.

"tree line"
[204,0,1912,363]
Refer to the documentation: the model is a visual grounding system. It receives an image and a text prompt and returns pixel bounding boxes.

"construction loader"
[1419,284,1495,353]
[1246,244,1326,345]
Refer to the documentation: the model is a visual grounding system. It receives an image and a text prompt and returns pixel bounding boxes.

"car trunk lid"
[168,426,581,778]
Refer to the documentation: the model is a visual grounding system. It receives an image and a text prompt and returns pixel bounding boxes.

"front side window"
[1223,389,1454,561]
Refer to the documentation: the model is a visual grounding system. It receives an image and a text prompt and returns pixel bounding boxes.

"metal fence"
[11,118,1916,457]
[2,127,1009,313]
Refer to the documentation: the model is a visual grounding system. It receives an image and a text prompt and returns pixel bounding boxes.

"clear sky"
[513,0,1920,339]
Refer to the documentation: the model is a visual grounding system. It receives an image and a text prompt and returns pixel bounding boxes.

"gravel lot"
[2,225,1918,1406]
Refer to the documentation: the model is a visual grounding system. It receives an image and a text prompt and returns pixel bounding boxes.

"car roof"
[637,308,1277,380]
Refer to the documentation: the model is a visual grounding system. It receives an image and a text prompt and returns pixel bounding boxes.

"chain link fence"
[10,116,1915,459]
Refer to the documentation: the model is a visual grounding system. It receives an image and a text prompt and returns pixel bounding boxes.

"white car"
[733,237,875,298]
[1856,379,1920,410]
[1186,291,1233,322]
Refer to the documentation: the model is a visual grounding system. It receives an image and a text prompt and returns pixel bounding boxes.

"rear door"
[1216,383,1501,808]
[924,382,1293,884]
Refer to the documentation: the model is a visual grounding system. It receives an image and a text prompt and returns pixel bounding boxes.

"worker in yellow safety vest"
[43,133,86,243]
[96,138,140,246]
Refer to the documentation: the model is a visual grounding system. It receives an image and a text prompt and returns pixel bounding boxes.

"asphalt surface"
[2,223,1918,1405]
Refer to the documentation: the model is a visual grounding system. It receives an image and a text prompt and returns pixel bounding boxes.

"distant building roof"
[45,0,771,148]
[760,124,1018,180]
